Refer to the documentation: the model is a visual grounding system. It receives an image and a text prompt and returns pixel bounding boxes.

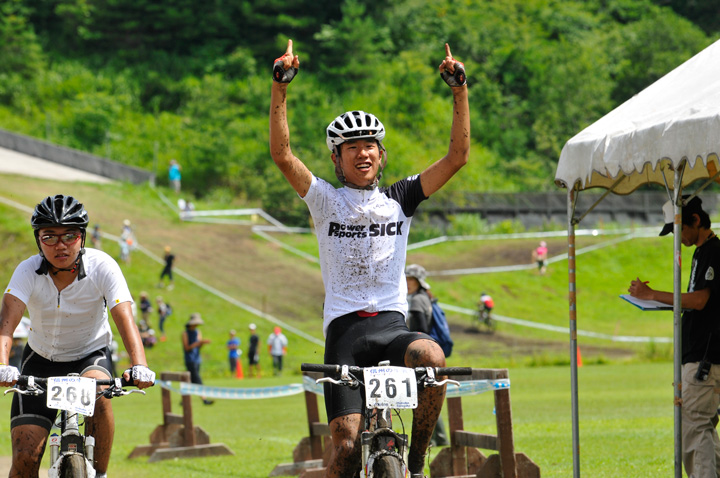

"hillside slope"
[0,172,686,374]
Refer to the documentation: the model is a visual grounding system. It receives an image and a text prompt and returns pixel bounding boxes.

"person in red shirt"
[532,241,548,275]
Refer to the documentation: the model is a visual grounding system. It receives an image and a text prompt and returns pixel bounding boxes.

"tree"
[0,0,44,79]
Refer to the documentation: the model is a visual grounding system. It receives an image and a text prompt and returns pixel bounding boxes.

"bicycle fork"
[49,411,96,478]
[361,408,409,477]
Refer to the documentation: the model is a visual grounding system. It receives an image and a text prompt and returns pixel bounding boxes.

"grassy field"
[0,362,678,477]
[0,173,699,476]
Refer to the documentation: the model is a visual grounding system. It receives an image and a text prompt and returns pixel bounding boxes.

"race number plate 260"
[46,376,96,417]
[363,366,417,409]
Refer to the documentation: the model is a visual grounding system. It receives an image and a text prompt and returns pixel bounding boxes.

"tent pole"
[568,187,580,478]
[672,166,685,478]
[572,176,624,225]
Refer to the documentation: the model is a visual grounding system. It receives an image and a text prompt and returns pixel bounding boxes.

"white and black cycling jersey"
[4,249,133,361]
[303,174,427,336]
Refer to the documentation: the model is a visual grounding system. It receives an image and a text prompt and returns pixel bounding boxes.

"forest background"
[1,0,719,227]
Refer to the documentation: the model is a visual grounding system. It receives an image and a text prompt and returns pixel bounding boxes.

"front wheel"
[60,454,88,478]
[370,453,404,478]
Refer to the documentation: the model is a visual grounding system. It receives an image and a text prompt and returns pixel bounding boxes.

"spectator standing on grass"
[181,313,213,405]
[248,323,261,378]
[227,329,241,375]
[169,159,182,193]
[119,219,134,264]
[138,291,152,329]
[404,264,449,447]
[156,296,170,342]
[628,195,720,478]
[532,240,548,275]
[91,224,102,250]
[269,39,469,477]
[267,326,288,375]
[158,245,175,290]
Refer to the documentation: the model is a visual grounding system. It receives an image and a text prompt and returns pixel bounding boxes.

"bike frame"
[302,363,470,478]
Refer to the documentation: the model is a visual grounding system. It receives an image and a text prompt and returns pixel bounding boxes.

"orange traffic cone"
[577,346,584,368]
[236,361,244,379]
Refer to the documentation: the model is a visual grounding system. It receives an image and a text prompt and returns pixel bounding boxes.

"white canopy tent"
[555,38,720,478]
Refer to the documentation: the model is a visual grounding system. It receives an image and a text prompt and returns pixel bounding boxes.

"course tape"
[156,380,304,399]
[156,377,509,400]
[445,378,510,398]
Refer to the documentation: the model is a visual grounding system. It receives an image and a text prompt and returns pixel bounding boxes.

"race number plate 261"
[46,376,96,417]
[363,366,417,409]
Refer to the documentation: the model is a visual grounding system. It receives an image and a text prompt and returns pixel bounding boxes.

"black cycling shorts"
[11,345,114,431]
[323,311,434,422]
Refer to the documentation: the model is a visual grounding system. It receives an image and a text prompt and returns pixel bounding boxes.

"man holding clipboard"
[628,195,720,478]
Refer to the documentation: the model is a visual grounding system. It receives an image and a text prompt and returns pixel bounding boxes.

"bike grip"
[301,363,340,373]
[436,367,473,376]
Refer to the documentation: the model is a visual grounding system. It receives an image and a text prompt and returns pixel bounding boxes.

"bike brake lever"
[431,379,461,388]
[316,376,360,389]
[101,387,147,399]
[4,387,43,396]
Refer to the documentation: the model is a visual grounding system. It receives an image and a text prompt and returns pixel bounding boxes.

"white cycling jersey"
[303,174,427,336]
[4,248,133,361]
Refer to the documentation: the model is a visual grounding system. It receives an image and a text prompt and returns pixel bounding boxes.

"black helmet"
[31,195,89,230]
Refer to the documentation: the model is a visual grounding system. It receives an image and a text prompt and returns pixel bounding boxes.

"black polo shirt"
[682,235,720,364]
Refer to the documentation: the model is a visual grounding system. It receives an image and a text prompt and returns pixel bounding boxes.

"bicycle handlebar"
[301,363,472,377]
[15,375,137,389]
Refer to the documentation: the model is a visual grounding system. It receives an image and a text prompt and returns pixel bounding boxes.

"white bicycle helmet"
[326,110,385,152]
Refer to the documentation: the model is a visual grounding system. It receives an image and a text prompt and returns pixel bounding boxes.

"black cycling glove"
[273,59,298,84]
[440,61,467,87]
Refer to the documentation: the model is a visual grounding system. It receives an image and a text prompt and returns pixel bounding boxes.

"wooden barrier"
[271,368,539,478]
[270,372,331,477]
[128,371,234,462]
[430,369,540,478]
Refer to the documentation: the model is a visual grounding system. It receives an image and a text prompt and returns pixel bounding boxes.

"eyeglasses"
[39,232,82,246]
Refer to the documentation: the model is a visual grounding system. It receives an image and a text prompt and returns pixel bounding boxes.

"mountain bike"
[5,374,147,478]
[301,361,471,478]
[474,303,496,333]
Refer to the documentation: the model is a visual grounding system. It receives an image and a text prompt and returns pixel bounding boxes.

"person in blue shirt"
[168,159,182,193]
[181,313,213,405]
[226,329,241,375]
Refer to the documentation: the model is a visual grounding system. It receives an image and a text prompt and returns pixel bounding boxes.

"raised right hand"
[273,39,300,83]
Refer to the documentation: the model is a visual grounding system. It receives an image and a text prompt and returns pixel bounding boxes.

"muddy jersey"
[303,174,427,335]
[4,249,133,361]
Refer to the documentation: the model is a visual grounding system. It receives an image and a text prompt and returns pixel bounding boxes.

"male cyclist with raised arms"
[270,40,470,477]
[0,195,155,478]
